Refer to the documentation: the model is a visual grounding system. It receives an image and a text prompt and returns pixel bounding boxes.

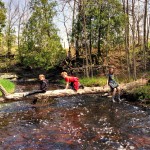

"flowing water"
[0,83,150,150]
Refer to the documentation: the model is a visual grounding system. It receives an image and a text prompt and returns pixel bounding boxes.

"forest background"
[0,0,150,81]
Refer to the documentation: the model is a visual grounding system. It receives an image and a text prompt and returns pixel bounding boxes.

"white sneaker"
[118,98,123,103]
[23,92,28,97]
[23,93,26,97]
[112,99,116,103]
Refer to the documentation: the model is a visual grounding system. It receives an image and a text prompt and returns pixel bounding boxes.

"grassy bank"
[59,76,107,87]
[0,79,15,96]
[131,85,150,101]
[80,77,107,87]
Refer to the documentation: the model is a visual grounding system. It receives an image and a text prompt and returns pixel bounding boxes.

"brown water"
[0,82,150,150]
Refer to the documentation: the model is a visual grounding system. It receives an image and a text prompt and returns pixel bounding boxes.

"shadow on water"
[0,94,150,150]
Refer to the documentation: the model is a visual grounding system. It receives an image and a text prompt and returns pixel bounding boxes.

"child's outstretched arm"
[65,82,69,89]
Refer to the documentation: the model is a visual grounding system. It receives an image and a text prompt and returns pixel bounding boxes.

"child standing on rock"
[107,66,121,102]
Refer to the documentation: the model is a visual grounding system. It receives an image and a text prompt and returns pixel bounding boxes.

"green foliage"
[132,85,150,100]
[5,27,16,54]
[19,0,66,70]
[73,0,125,55]
[0,0,6,32]
[59,76,107,87]
[80,76,107,87]
[0,79,15,96]
[59,79,65,85]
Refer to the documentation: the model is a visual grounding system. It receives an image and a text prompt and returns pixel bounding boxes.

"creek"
[0,82,150,150]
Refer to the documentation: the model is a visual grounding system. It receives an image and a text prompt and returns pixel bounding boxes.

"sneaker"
[23,93,28,97]
[118,98,123,103]
[112,99,116,103]
[79,85,84,89]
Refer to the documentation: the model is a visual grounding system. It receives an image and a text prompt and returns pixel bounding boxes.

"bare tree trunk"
[75,0,81,59]
[146,15,150,50]
[132,0,137,80]
[89,14,93,77]
[97,2,103,61]
[7,0,12,57]
[75,37,79,58]
[137,22,140,45]
[5,0,20,59]
[136,0,141,45]
[82,0,89,77]
[17,0,28,63]
[143,0,147,71]
[122,0,131,80]
[71,0,76,49]
[18,17,21,59]
[63,14,71,57]
[98,26,102,58]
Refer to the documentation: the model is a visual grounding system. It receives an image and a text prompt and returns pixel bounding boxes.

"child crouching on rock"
[61,72,84,91]
[107,66,121,102]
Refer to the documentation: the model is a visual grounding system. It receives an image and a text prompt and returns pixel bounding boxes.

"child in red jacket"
[61,72,84,91]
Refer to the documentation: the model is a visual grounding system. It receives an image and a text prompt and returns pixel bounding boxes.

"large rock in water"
[0,73,18,79]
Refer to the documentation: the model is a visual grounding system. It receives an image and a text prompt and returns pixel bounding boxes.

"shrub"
[133,85,150,100]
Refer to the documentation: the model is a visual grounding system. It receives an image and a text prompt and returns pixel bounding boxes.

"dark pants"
[70,82,84,91]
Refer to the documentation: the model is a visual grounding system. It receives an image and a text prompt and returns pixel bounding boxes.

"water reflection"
[0,94,150,149]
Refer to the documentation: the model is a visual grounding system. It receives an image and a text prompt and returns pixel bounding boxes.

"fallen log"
[0,79,148,102]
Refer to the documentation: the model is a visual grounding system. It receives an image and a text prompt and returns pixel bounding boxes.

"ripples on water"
[0,94,150,150]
